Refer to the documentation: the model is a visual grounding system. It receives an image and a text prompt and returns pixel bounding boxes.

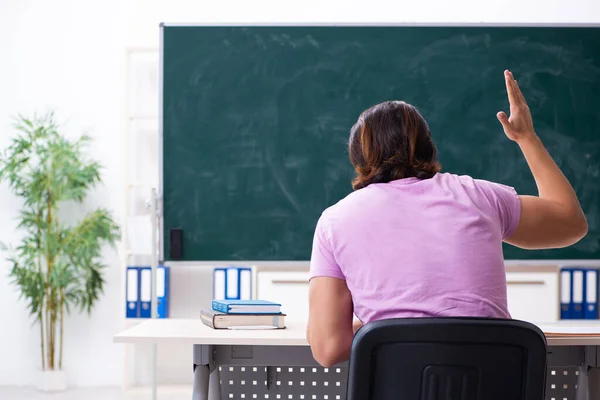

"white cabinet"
[254,266,561,323]
[505,270,559,322]
[254,269,310,322]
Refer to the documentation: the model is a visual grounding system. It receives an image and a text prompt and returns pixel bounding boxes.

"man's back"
[309,172,521,323]
[306,77,587,368]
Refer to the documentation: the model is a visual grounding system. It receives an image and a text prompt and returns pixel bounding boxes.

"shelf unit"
[123,45,220,399]
[123,47,178,397]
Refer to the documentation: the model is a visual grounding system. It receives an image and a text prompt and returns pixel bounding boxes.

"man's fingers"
[508,71,528,105]
[513,79,528,105]
[497,111,510,127]
[497,111,514,136]
[504,70,519,106]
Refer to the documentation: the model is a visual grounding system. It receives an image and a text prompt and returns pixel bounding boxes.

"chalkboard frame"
[158,22,600,265]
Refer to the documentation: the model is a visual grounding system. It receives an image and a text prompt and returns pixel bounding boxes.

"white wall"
[0,0,127,387]
[1,0,599,388]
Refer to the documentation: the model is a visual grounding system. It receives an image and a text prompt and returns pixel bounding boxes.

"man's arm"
[497,70,587,249]
[307,277,354,367]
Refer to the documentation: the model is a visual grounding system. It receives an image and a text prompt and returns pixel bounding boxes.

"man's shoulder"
[321,186,374,218]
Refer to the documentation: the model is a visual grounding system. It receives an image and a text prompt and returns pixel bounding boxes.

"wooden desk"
[114,319,600,400]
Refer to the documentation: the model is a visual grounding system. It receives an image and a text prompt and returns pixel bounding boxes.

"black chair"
[346,317,547,400]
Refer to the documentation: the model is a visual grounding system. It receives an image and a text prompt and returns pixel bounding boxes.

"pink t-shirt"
[309,172,521,323]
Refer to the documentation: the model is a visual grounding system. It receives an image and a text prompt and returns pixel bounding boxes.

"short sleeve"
[309,213,345,280]
[475,179,522,240]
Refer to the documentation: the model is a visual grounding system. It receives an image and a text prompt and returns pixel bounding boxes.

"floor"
[0,386,192,400]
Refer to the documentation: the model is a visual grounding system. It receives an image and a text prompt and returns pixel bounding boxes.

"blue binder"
[139,267,152,318]
[157,266,170,318]
[571,268,585,319]
[213,267,252,300]
[128,265,169,319]
[126,266,139,318]
[560,268,571,320]
[213,268,226,300]
[584,268,599,320]
[239,267,252,300]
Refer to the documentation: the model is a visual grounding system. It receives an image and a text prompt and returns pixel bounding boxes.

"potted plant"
[0,113,120,391]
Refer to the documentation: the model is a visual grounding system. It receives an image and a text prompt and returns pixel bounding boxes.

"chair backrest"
[346,317,547,400]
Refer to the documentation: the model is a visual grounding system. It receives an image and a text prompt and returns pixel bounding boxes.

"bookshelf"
[123,47,197,395]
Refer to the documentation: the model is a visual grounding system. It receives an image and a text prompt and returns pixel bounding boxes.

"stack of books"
[201,299,286,329]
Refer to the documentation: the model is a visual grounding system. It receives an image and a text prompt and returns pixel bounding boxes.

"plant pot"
[36,369,67,392]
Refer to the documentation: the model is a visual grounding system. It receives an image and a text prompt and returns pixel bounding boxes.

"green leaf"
[1,111,121,364]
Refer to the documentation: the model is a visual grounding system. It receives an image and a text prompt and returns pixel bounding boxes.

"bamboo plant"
[0,113,120,371]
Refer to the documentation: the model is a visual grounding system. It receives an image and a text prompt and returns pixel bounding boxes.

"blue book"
[584,268,599,320]
[560,268,572,319]
[212,299,282,314]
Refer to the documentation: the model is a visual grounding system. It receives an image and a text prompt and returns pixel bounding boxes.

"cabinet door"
[255,271,310,322]
[506,272,559,322]
[255,269,560,323]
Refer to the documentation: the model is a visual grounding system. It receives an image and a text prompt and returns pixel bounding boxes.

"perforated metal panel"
[216,365,581,400]
[546,367,578,400]
[219,366,348,399]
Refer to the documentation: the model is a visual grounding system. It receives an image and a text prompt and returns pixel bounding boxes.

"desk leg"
[193,364,210,400]
[191,363,221,400]
[208,364,222,400]
[589,367,600,400]
[576,366,600,400]
[192,345,221,400]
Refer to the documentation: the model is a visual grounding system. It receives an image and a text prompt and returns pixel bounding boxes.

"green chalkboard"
[161,25,600,261]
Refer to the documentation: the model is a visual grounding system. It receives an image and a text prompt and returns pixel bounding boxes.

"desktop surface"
[114,318,600,347]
